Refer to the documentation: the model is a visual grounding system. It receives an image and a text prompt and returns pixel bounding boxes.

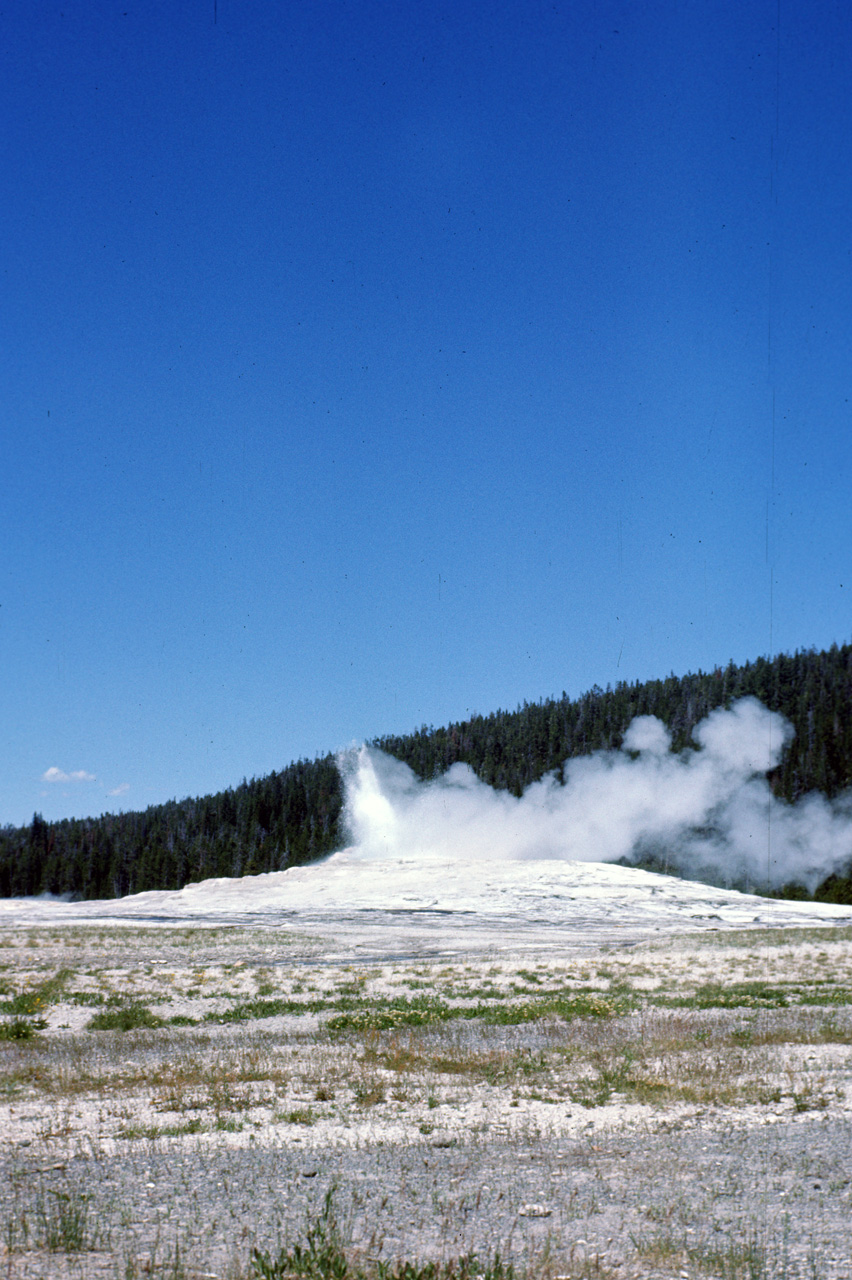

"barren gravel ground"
[1,919,851,1278]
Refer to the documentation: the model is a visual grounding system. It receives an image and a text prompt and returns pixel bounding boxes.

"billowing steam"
[339,698,852,892]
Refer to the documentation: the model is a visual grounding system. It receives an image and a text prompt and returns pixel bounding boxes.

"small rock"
[518,1204,552,1218]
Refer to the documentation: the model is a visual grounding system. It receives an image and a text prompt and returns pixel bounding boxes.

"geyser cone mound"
[2,856,850,947]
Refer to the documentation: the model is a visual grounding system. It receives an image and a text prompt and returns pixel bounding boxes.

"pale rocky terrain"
[1,896,852,1279]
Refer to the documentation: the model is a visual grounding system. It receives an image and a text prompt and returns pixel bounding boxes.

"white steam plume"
[339,698,852,892]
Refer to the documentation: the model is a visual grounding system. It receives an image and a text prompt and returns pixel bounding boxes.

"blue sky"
[2,0,850,828]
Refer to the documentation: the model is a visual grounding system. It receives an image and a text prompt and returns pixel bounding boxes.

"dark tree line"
[376,643,852,805]
[3,641,852,902]
[0,756,342,901]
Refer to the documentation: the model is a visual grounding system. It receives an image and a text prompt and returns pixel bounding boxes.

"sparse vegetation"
[4,1182,108,1254]
[87,1002,165,1031]
[0,1016,43,1041]
[0,923,851,1276]
[250,1191,515,1280]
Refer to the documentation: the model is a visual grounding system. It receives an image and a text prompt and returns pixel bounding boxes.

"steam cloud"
[339,698,852,892]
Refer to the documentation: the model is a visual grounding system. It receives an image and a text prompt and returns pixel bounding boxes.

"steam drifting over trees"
[2,642,852,902]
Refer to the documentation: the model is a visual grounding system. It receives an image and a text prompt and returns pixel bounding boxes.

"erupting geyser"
[339,698,852,893]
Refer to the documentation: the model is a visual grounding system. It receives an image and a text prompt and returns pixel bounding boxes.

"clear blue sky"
[2,0,850,828]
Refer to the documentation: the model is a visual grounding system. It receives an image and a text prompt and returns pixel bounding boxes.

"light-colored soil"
[1,920,851,1278]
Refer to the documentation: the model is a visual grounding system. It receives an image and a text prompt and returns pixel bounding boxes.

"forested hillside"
[2,642,852,902]
[375,644,852,804]
[0,757,342,902]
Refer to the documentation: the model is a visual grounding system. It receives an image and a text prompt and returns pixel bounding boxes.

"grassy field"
[1,922,851,1278]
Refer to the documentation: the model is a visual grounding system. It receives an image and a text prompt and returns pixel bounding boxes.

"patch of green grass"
[0,967,73,1017]
[214,1115,244,1132]
[352,1079,386,1106]
[327,995,451,1033]
[656,980,792,1010]
[117,1118,205,1139]
[0,1016,46,1041]
[250,1190,515,1280]
[688,1234,770,1279]
[326,987,632,1035]
[800,987,852,1006]
[367,1039,539,1087]
[568,1049,638,1107]
[630,1225,774,1278]
[283,1107,315,1125]
[204,996,329,1023]
[122,1238,190,1278]
[31,1186,108,1253]
[86,1003,165,1031]
[476,990,632,1024]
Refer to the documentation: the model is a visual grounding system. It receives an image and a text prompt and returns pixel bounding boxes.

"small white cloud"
[107,783,130,797]
[41,766,97,784]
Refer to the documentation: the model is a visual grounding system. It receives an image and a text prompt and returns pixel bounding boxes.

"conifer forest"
[3,642,852,903]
